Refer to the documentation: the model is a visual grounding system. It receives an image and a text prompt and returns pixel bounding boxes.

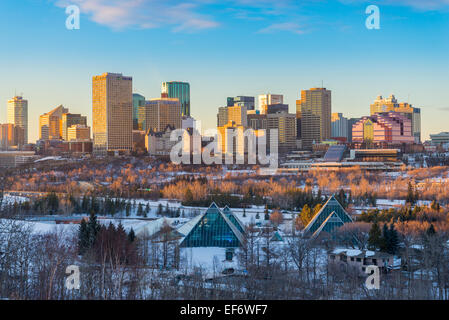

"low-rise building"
[329,248,395,274]
[430,132,449,146]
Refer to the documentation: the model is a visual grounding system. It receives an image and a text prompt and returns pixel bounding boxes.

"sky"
[0,0,448,143]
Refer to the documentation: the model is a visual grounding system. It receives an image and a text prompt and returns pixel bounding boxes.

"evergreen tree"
[145,203,150,215]
[78,219,89,255]
[380,223,390,252]
[126,202,131,217]
[426,223,436,237]
[406,182,416,205]
[137,203,143,216]
[128,228,136,242]
[387,223,399,254]
[165,203,170,216]
[87,211,100,248]
[264,205,269,220]
[368,222,382,250]
[157,203,163,216]
[256,212,260,219]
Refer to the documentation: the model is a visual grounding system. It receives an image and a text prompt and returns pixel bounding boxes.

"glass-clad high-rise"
[133,93,145,130]
[161,81,190,117]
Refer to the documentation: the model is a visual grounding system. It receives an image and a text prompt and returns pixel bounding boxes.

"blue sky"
[0,0,448,143]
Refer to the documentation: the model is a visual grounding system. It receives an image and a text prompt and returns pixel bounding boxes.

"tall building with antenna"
[296,87,331,150]
[7,96,28,144]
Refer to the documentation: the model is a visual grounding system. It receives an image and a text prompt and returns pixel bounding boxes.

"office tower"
[62,113,87,141]
[227,105,247,127]
[217,107,228,127]
[267,112,297,153]
[217,105,248,127]
[0,123,24,150]
[266,103,289,114]
[161,81,190,117]
[331,113,349,140]
[182,116,198,130]
[7,96,28,144]
[141,97,181,133]
[227,96,255,110]
[296,88,331,149]
[92,72,133,153]
[370,94,421,143]
[133,93,145,130]
[39,105,69,140]
[258,94,283,114]
[217,121,246,158]
[247,113,267,131]
[352,112,414,145]
[67,124,91,141]
[347,117,361,143]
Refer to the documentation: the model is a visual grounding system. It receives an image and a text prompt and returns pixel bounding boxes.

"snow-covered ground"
[1,194,29,207]
[181,247,238,278]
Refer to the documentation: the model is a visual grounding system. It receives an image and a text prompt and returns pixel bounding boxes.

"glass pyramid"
[304,196,352,238]
[180,203,244,248]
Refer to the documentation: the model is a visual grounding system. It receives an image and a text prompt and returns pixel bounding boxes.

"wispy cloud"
[258,22,306,35]
[339,0,449,11]
[54,0,449,33]
[55,0,219,32]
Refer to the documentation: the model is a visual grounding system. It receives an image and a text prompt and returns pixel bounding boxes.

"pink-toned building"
[352,112,414,144]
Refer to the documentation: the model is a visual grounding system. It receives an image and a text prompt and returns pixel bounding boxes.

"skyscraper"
[227,96,255,110]
[0,123,24,150]
[217,105,248,127]
[133,93,145,130]
[39,105,69,140]
[7,96,28,144]
[267,112,297,153]
[62,113,88,141]
[161,81,190,117]
[92,73,133,154]
[296,88,331,150]
[331,113,349,140]
[258,94,283,114]
[141,97,181,133]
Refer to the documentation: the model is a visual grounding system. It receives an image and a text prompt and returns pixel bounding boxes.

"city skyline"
[0,0,448,143]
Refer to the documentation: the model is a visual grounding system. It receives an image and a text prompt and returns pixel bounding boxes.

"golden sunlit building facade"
[7,96,28,144]
[296,88,331,150]
[92,73,133,153]
[140,97,181,133]
[39,105,69,140]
